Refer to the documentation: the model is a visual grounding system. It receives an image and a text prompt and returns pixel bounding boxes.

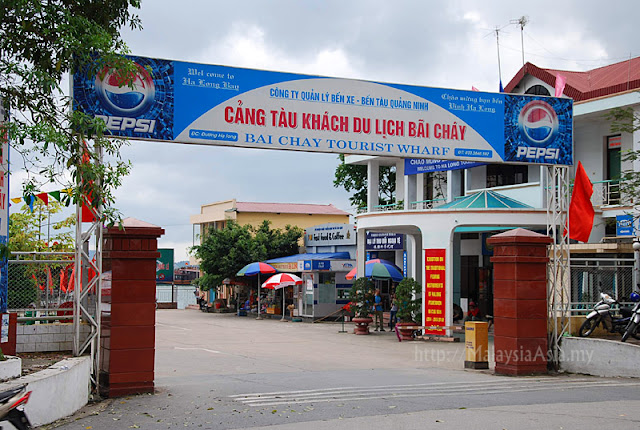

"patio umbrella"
[236,262,277,319]
[262,273,303,321]
[345,260,404,281]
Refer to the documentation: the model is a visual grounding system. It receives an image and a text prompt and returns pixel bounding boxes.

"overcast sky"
[10,0,640,261]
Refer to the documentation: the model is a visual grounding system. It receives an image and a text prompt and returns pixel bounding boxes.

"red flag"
[555,74,567,97]
[68,267,75,292]
[36,192,49,205]
[566,161,594,242]
[60,269,67,293]
[46,267,53,292]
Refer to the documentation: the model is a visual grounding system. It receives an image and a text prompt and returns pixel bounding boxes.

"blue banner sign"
[404,158,484,175]
[616,215,634,236]
[73,55,573,165]
[366,232,404,250]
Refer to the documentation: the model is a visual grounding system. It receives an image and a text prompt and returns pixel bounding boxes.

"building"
[190,199,351,303]
[350,56,640,329]
[190,199,350,243]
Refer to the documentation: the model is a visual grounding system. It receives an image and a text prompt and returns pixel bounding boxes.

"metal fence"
[8,252,76,316]
[570,257,635,313]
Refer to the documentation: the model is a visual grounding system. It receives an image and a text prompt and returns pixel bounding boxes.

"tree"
[9,200,75,253]
[192,220,303,291]
[608,107,640,214]
[395,277,421,323]
[333,154,396,209]
[0,1,143,226]
[348,277,375,318]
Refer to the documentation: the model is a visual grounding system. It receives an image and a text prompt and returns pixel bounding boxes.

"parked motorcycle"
[621,292,640,342]
[578,292,640,339]
[0,384,32,429]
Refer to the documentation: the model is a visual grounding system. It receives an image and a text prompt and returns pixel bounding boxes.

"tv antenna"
[510,16,529,66]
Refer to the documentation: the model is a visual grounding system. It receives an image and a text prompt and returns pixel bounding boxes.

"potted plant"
[395,277,422,340]
[349,278,375,335]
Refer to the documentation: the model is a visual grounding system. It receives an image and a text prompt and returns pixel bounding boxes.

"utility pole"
[510,16,528,67]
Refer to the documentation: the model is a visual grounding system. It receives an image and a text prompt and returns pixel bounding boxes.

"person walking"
[374,289,385,332]
[389,295,398,330]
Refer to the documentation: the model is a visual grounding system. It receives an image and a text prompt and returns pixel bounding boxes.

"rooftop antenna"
[510,16,529,66]
[494,26,503,90]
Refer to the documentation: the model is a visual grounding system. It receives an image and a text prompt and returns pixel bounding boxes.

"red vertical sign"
[424,249,446,335]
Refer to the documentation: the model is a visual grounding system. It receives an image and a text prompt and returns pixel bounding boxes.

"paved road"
[46,310,640,429]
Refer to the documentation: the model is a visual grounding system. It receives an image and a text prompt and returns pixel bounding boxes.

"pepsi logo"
[95,62,155,117]
[517,100,558,146]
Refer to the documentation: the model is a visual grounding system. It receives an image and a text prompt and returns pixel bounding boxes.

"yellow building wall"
[236,212,349,231]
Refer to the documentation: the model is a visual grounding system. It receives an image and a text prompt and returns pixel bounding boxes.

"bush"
[348,278,375,318]
[395,277,421,323]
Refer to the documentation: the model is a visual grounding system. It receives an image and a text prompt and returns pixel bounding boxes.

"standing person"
[374,289,385,332]
[389,295,398,330]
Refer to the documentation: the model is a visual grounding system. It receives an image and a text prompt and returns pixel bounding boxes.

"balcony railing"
[356,179,627,215]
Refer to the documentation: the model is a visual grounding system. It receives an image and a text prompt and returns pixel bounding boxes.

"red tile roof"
[235,202,350,215]
[504,56,640,101]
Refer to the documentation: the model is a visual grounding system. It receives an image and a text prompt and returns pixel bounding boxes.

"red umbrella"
[261,273,303,289]
[261,273,302,321]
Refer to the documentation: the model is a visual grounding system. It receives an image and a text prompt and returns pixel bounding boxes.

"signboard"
[0,100,8,313]
[305,223,356,247]
[404,158,484,175]
[424,249,446,335]
[156,248,174,282]
[329,260,355,272]
[303,260,331,271]
[73,55,573,165]
[271,261,299,272]
[616,214,634,236]
[366,232,404,250]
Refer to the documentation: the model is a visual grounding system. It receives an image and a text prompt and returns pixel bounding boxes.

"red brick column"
[488,228,551,376]
[100,218,164,397]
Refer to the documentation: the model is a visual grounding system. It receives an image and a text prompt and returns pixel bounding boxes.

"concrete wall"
[560,337,640,378]
[0,356,90,427]
[16,324,90,353]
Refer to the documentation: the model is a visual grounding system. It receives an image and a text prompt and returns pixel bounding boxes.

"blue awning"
[266,252,351,263]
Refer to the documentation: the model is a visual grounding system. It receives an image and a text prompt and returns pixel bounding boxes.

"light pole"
[633,240,640,291]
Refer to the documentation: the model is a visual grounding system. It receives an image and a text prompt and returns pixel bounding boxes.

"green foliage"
[333,154,396,209]
[9,201,75,253]
[348,277,375,318]
[607,107,640,215]
[0,1,142,226]
[191,220,303,291]
[395,277,421,323]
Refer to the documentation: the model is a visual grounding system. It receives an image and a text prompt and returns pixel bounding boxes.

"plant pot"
[396,322,416,341]
[353,317,373,335]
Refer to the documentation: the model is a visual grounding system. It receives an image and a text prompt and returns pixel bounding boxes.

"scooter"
[621,293,640,342]
[578,292,640,339]
[0,384,32,429]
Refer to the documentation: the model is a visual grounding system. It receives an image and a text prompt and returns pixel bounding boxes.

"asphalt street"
[44,310,640,429]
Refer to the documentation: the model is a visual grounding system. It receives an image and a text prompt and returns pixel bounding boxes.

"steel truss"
[73,141,103,392]
[546,165,570,370]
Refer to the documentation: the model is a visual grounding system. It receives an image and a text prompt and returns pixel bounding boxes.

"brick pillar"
[488,228,551,376]
[100,218,164,397]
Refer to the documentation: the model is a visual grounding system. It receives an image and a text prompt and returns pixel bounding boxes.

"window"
[524,85,550,96]
[486,164,528,188]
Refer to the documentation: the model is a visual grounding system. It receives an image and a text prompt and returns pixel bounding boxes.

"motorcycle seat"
[0,385,25,403]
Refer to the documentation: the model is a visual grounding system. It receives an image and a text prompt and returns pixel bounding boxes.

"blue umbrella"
[346,260,404,281]
[236,262,277,319]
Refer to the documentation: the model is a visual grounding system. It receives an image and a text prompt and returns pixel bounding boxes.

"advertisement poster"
[73,55,573,165]
[424,249,446,335]
[156,248,174,282]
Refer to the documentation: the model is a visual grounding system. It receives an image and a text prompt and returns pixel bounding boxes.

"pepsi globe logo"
[517,100,558,146]
[95,62,155,117]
